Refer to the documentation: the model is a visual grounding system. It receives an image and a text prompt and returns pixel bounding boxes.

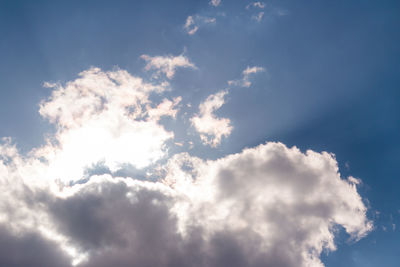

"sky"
[0,0,399,266]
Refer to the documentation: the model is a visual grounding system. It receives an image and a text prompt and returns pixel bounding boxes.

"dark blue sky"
[0,0,399,266]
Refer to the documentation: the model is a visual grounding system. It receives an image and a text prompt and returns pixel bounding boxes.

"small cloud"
[243,66,265,76]
[147,97,182,121]
[140,54,196,79]
[204,17,216,23]
[184,15,216,35]
[348,176,362,185]
[246,1,266,9]
[209,0,221,7]
[228,66,265,88]
[174,142,184,147]
[43,81,58,88]
[252,11,265,22]
[188,141,194,149]
[184,16,198,35]
[246,2,287,22]
[191,90,232,147]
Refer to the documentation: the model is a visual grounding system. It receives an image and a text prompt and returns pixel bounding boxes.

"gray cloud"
[0,66,371,267]
[0,141,371,267]
[0,225,71,267]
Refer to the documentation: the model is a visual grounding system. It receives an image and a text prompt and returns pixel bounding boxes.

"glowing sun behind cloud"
[0,54,371,267]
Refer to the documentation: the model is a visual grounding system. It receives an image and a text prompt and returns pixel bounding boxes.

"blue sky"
[0,0,399,266]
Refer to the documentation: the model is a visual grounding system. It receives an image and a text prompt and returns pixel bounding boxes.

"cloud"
[184,16,198,35]
[246,2,266,9]
[184,15,216,35]
[191,90,232,147]
[252,11,265,22]
[140,54,196,79]
[246,2,288,22]
[0,225,72,267]
[37,67,182,183]
[228,66,265,87]
[191,66,264,146]
[209,0,221,7]
[162,143,372,266]
[0,140,371,267]
[0,66,371,267]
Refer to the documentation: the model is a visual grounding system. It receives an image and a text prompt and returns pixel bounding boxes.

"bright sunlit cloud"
[0,1,380,266]
[191,90,232,147]
[37,66,179,182]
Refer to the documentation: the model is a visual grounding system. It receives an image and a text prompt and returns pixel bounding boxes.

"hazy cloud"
[210,0,221,7]
[252,11,265,22]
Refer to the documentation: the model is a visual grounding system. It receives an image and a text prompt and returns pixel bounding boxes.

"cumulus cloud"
[184,15,216,35]
[162,143,372,266]
[0,140,371,266]
[0,66,371,267]
[210,0,221,7]
[228,66,265,87]
[37,66,185,183]
[191,90,232,147]
[141,54,196,79]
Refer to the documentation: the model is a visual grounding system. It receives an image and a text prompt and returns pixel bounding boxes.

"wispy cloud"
[191,66,265,146]
[209,0,221,7]
[246,2,287,22]
[140,53,196,79]
[184,16,198,35]
[228,66,265,87]
[184,15,216,35]
[191,90,232,147]
[246,1,266,10]
[252,11,265,22]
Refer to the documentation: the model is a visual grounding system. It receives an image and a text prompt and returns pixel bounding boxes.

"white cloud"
[37,67,183,183]
[141,54,196,79]
[243,65,265,76]
[228,65,265,87]
[210,0,221,7]
[0,138,371,267]
[246,1,266,9]
[184,16,198,35]
[191,90,232,147]
[184,15,216,35]
[0,66,371,267]
[164,143,372,266]
[252,11,265,22]
[191,66,264,146]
